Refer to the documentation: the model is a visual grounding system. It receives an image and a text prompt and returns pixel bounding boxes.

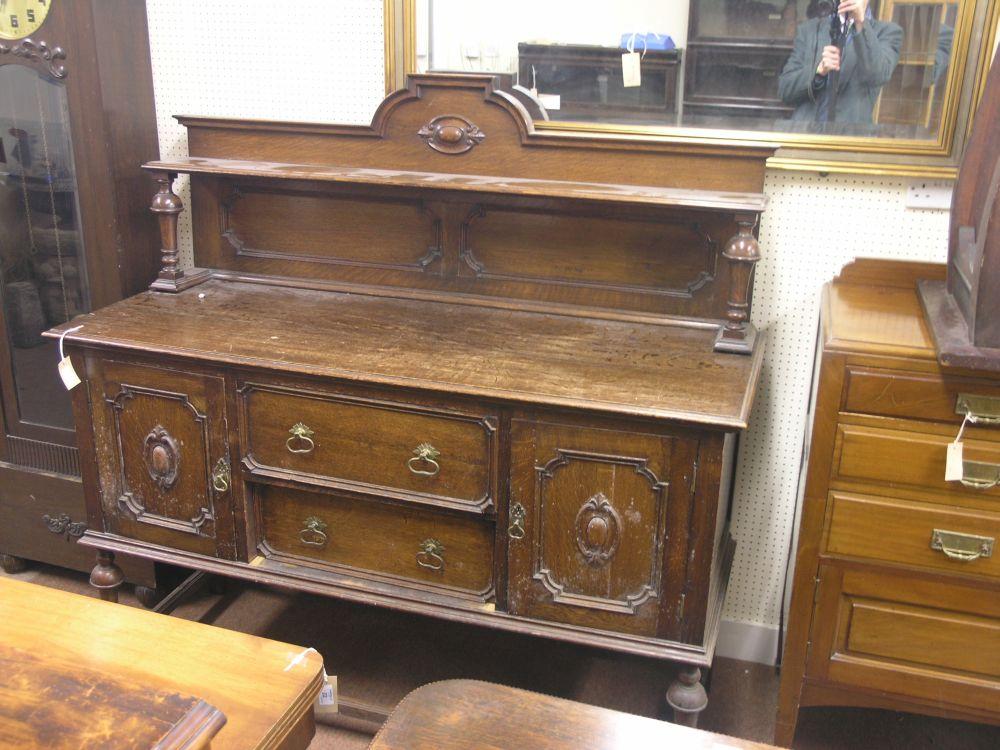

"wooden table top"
[0,578,324,750]
[51,279,763,429]
[369,680,778,750]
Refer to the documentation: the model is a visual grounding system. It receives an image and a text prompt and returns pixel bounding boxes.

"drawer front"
[809,565,1000,713]
[843,366,1000,426]
[87,359,236,558]
[257,485,495,599]
[241,384,497,513]
[825,492,1000,579]
[833,423,1000,502]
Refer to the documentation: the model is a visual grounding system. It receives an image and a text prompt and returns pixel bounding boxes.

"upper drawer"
[843,366,1000,428]
[239,383,498,514]
[832,423,1000,505]
[825,492,1000,581]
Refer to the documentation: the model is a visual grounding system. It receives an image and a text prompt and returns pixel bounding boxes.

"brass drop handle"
[287,423,316,454]
[930,528,994,562]
[959,459,1000,490]
[299,516,328,548]
[960,475,1000,490]
[508,502,526,540]
[211,457,231,494]
[407,442,441,477]
[416,538,445,571]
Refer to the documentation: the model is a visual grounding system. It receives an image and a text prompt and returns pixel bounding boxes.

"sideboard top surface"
[51,280,763,428]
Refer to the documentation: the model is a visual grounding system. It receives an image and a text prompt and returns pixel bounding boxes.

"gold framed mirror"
[385,0,999,177]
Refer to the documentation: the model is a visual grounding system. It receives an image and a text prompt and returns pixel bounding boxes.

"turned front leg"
[666,665,708,728]
[89,550,125,603]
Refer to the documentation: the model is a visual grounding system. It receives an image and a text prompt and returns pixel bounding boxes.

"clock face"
[0,0,52,41]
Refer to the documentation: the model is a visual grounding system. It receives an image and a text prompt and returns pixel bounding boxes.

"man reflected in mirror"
[778,0,902,124]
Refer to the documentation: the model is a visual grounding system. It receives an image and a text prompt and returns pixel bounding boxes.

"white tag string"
[955,411,973,443]
[59,325,83,362]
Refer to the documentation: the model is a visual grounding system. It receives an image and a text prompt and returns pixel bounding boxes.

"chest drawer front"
[241,384,497,513]
[825,492,1000,579]
[843,366,1000,426]
[257,485,495,599]
[833,423,1000,503]
[809,565,1000,713]
[87,359,235,558]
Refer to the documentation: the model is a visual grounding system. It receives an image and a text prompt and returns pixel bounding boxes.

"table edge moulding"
[48,73,775,726]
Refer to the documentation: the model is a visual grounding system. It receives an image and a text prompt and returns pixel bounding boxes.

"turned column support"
[666,665,709,727]
[714,211,761,354]
[89,549,125,603]
[149,171,210,292]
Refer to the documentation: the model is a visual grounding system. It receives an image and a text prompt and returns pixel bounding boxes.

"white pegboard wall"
[142,2,952,640]
[723,171,949,628]
[145,0,386,267]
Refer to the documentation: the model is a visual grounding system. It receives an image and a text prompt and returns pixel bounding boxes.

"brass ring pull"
[407,443,440,477]
[211,457,231,494]
[287,423,316,455]
[508,502,526,540]
[299,516,328,547]
[416,538,445,571]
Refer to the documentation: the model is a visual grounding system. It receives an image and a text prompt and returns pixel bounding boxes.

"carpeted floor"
[4,562,999,749]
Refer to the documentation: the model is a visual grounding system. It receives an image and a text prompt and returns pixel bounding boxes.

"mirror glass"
[413,0,964,141]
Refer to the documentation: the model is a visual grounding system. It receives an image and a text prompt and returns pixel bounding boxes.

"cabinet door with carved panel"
[86,358,236,558]
[507,418,695,636]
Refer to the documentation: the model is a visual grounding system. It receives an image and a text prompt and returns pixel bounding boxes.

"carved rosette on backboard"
[575,492,622,565]
[418,115,486,154]
[143,425,180,491]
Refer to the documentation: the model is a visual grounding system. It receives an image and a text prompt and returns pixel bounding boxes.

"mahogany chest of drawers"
[52,73,775,724]
[775,260,1000,745]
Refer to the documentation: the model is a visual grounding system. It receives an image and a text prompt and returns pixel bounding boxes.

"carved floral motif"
[0,39,67,79]
[574,492,622,565]
[143,425,180,491]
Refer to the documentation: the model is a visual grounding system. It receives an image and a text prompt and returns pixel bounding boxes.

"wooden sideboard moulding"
[51,73,775,725]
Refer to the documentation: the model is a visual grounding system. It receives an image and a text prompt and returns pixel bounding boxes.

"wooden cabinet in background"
[0,0,162,598]
[774,259,1000,746]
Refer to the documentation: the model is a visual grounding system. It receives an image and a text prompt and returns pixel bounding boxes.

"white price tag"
[945,440,964,482]
[537,93,561,110]
[58,356,81,391]
[318,672,337,709]
[622,52,641,88]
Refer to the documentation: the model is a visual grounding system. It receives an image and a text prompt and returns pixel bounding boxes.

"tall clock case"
[0,0,161,588]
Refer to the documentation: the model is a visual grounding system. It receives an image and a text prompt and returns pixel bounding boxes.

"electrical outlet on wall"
[906,179,953,210]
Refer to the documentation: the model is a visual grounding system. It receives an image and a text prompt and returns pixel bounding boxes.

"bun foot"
[90,550,124,603]
[0,553,28,574]
[666,665,708,728]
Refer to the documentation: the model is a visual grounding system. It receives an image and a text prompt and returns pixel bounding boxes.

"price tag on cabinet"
[622,52,641,87]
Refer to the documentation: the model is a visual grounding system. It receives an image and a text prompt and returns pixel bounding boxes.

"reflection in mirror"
[0,65,87,431]
[413,0,965,141]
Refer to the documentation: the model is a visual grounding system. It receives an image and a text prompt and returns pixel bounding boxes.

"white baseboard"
[716,618,780,665]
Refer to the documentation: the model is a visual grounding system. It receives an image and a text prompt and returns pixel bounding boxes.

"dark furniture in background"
[55,73,773,726]
[517,43,682,123]
[0,0,164,600]
[683,0,809,122]
[775,259,1000,746]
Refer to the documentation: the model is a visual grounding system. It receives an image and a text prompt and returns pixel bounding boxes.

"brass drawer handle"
[211,457,231,493]
[960,460,1000,490]
[930,528,994,562]
[287,423,316,454]
[299,516,328,547]
[955,394,1000,425]
[407,442,440,477]
[416,538,445,571]
[508,502,526,540]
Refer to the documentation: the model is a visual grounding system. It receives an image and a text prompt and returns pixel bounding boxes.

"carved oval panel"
[417,115,486,155]
[143,425,180,491]
[574,492,621,566]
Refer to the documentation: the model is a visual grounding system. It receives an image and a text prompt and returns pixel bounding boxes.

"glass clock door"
[0,63,88,444]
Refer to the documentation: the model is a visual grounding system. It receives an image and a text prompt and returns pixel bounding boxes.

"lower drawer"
[825,492,1000,580]
[809,564,1000,713]
[256,485,495,599]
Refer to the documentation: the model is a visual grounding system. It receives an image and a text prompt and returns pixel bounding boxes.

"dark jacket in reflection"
[778,16,903,123]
